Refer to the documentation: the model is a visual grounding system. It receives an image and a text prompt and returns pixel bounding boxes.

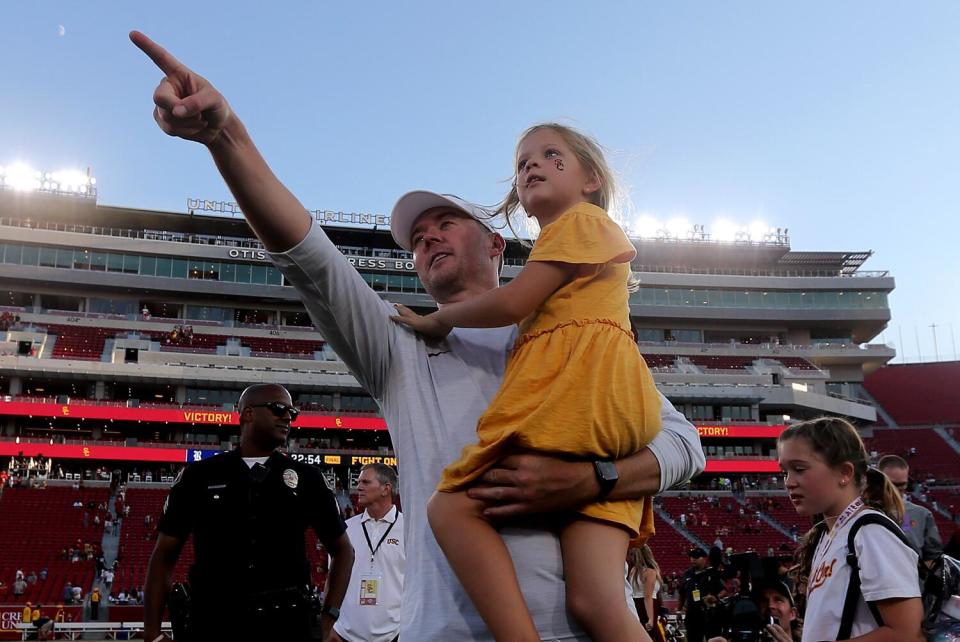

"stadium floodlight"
[665,217,693,240]
[0,162,97,199]
[1,162,42,192]
[710,219,739,243]
[747,220,770,242]
[632,214,662,239]
[628,212,788,246]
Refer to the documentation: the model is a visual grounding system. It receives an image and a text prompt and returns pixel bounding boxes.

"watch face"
[596,460,618,481]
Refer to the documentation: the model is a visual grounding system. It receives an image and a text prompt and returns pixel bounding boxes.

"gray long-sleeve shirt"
[902,499,944,561]
[270,222,706,641]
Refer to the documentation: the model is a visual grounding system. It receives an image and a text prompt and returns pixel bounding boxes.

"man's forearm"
[143,550,174,639]
[206,118,311,252]
[608,447,662,501]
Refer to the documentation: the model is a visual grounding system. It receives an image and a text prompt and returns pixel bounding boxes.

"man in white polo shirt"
[332,464,404,642]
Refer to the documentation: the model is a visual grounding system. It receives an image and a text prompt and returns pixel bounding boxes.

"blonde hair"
[778,417,904,600]
[627,544,663,586]
[495,123,622,239]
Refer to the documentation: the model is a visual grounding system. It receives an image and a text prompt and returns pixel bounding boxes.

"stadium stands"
[759,495,808,536]
[0,485,109,605]
[927,488,960,515]
[650,511,700,577]
[659,496,795,557]
[640,354,677,369]
[864,361,960,426]
[36,323,327,361]
[114,488,192,593]
[686,356,756,371]
[771,357,819,371]
[863,427,960,484]
[48,325,113,361]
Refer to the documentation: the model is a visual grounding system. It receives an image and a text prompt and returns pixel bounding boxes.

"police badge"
[282,469,299,489]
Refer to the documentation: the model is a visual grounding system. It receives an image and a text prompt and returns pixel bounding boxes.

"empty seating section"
[687,355,756,370]
[242,336,325,357]
[39,324,325,360]
[637,354,820,372]
[115,488,193,591]
[650,512,698,577]
[640,353,677,369]
[151,330,223,351]
[659,496,795,557]
[865,362,960,426]
[48,325,112,360]
[0,486,109,605]
[864,428,960,484]
[772,357,818,370]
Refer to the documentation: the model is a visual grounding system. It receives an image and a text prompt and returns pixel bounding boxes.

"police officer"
[143,384,354,642]
[679,548,724,642]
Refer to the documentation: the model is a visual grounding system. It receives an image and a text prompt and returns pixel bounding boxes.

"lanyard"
[813,496,865,573]
[361,516,397,564]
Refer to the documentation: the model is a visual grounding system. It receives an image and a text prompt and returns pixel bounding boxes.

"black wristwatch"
[321,604,340,620]
[593,460,619,500]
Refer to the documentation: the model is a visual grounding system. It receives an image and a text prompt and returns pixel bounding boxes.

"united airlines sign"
[187,198,391,227]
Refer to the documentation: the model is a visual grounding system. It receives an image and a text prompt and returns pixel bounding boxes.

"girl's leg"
[560,519,652,642]
[427,490,539,642]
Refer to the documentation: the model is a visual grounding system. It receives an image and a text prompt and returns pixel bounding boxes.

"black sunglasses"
[248,401,300,421]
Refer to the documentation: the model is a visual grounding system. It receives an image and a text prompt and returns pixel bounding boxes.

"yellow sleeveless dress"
[437,203,662,538]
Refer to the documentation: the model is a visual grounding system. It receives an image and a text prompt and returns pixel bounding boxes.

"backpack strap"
[838,512,912,640]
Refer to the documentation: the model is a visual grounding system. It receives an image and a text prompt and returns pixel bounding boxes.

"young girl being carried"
[777,417,924,642]
[392,123,661,641]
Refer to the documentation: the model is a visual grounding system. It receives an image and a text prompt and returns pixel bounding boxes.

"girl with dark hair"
[778,417,923,642]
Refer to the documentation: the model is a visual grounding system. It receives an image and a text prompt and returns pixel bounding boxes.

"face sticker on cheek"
[554,159,564,171]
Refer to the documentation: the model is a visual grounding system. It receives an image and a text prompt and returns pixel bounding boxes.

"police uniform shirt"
[801,501,919,642]
[159,449,345,604]
[681,566,722,611]
[334,505,404,642]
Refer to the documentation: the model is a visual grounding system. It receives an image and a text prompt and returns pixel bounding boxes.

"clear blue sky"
[2,2,958,362]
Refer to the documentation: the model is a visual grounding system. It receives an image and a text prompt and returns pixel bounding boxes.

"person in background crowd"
[331,464,405,642]
[628,545,666,642]
[779,417,923,642]
[877,454,943,568]
[90,587,101,620]
[707,575,800,642]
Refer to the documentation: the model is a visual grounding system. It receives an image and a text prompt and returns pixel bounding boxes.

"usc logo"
[61,406,70,416]
[335,417,343,427]
[809,558,836,592]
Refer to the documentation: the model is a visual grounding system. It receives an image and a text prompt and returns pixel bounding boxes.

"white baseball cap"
[390,190,494,252]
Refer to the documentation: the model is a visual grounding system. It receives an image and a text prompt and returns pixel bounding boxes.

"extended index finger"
[129,30,186,76]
